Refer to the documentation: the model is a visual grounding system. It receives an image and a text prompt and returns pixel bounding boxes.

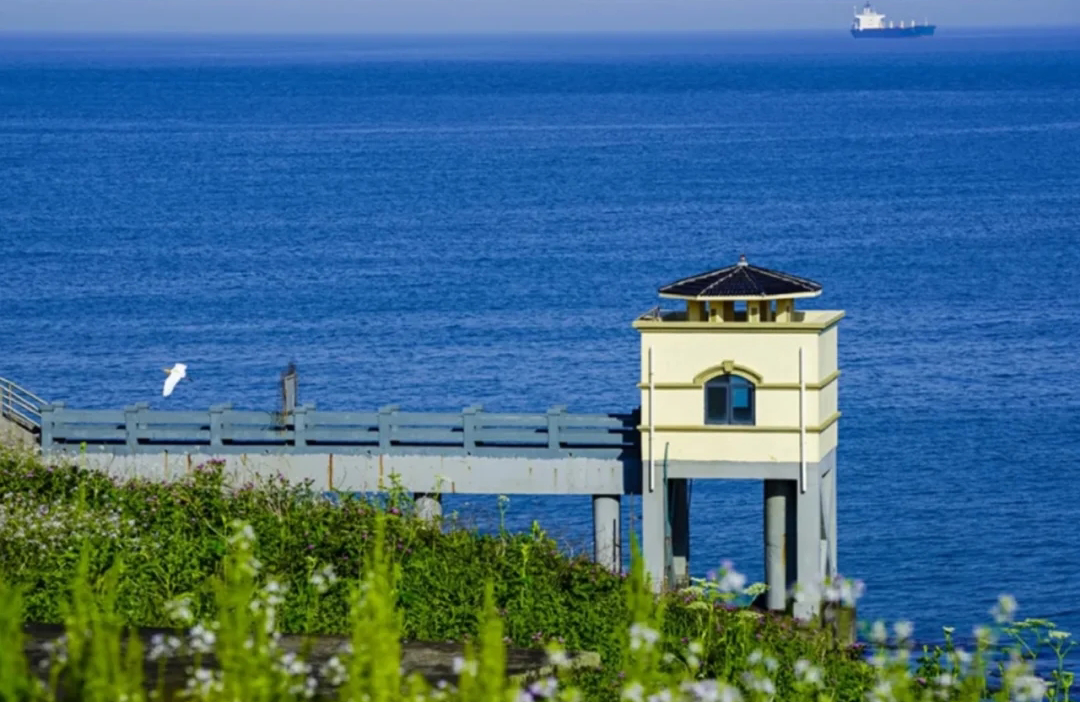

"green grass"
[0,446,1074,702]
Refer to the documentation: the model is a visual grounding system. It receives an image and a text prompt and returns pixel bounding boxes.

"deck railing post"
[210,403,231,447]
[462,404,482,453]
[39,403,55,451]
[124,404,139,451]
[547,405,567,452]
[293,402,314,448]
[378,405,399,452]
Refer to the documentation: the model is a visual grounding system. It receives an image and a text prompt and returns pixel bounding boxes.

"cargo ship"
[851,2,935,38]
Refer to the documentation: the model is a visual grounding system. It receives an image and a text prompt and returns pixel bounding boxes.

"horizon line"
[2,24,1080,40]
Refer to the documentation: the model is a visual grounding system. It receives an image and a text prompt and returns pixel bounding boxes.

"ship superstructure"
[851,2,935,37]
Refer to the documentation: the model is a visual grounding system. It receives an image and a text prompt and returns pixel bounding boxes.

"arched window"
[704,374,755,426]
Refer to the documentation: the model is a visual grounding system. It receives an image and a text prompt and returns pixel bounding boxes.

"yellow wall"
[635,309,842,465]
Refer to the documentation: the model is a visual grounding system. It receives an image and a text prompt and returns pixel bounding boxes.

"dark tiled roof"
[659,255,822,299]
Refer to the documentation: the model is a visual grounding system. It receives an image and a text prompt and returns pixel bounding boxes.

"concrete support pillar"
[669,479,690,588]
[821,457,838,580]
[764,479,796,611]
[641,455,666,592]
[412,493,443,523]
[592,494,622,573]
[793,466,823,622]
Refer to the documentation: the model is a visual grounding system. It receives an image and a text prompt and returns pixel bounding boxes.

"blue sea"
[2,29,1079,670]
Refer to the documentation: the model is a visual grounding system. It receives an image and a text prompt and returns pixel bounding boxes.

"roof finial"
[737,254,748,267]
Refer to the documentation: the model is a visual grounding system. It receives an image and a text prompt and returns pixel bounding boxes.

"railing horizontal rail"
[0,376,47,432]
[37,402,641,458]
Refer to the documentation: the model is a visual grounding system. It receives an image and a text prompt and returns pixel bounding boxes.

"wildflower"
[184,666,223,697]
[974,625,998,647]
[189,622,216,654]
[546,647,570,668]
[867,680,895,702]
[310,563,339,594]
[740,670,776,697]
[869,620,888,645]
[1012,675,1048,702]
[629,623,660,651]
[1048,630,1070,640]
[529,677,558,699]
[227,520,256,548]
[685,640,704,670]
[621,682,645,702]
[935,674,954,686]
[716,560,747,593]
[452,656,477,677]
[679,680,742,702]
[893,620,914,643]
[794,658,823,687]
[992,594,1018,624]
[319,655,347,687]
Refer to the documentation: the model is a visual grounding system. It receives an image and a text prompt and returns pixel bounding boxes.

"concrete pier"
[669,479,690,587]
[763,479,794,611]
[591,494,621,572]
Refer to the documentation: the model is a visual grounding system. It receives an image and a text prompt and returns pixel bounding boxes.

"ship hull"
[851,25,935,37]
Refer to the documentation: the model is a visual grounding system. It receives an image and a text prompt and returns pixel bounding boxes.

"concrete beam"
[664,460,801,481]
[41,450,635,496]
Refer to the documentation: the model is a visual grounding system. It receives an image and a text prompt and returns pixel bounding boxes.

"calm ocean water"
[2,29,1079,667]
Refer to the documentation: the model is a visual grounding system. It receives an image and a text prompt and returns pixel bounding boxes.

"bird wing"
[163,370,182,397]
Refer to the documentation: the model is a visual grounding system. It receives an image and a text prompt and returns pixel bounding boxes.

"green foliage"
[0,447,1074,702]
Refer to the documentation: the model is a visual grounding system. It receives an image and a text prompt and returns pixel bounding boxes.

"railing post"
[462,404,482,453]
[281,363,298,415]
[210,403,231,447]
[294,402,314,448]
[39,403,55,451]
[124,403,139,451]
[378,404,399,452]
[547,405,567,452]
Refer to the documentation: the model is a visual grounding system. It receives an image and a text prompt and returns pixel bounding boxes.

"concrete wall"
[634,308,843,465]
[38,449,639,496]
[0,415,36,448]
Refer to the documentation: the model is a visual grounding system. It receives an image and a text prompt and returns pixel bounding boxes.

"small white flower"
[621,682,644,702]
[869,621,888,645]
[629,623,660,651]
[189,622,216,654]
[992,594,1018,624]
[794,658,823,686]
[319,655,347,687]
[547,648,569,668]
[1012,674,1048,702]
[893,620,914,642]
[452,656,477,676]
[529,676,558,698]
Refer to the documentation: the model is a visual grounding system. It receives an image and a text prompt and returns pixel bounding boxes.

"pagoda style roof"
[658,255,823,301]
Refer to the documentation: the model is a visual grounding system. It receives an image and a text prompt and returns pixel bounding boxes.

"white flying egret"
[162,363,190,397]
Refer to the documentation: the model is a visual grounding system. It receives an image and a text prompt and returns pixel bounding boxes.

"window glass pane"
[732,384,753,423]
[705,386,728,423]
[732,386,749,408]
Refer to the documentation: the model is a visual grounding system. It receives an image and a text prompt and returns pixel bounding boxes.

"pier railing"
[39,402,641,459]
[0,376,45,433]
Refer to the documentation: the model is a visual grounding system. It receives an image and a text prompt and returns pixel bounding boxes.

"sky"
[2,0,1079,34]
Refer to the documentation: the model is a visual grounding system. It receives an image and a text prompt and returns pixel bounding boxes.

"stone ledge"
[22,622,600,700]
